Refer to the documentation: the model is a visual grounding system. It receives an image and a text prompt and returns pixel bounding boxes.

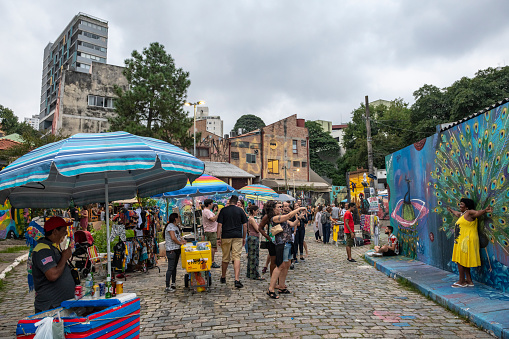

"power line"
[371,121,431,134]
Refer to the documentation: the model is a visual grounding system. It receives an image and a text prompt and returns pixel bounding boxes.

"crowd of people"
[163,195,376,298]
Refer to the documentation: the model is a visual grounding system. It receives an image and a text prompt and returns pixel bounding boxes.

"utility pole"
[365,95,374,189]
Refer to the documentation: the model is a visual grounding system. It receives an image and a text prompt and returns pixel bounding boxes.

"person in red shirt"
[343,203,356,262]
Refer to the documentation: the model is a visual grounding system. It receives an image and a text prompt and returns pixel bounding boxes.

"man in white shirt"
[202,199,220,268]
[374,226,399,256]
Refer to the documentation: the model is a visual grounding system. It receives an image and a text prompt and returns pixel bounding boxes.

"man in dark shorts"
[343,202,356,262]
[374,226,399,256]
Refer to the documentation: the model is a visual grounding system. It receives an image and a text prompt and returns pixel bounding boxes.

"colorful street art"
[0,199,19,239]
[330,186,348,205]
[386,101,509,292]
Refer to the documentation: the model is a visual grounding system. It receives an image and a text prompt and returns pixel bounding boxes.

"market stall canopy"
[276,193,296,201]
[154,174,235,199]
[261,179,331,192]
[238,184,278,198]
[0,132,204,208]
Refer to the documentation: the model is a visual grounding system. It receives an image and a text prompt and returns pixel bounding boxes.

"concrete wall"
[385,101,509,292]
[229,132,262,178]
[59,62,127,135]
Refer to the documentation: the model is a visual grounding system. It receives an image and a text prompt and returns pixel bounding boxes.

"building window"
[79,52,106,63]
[301,140,306,147]
[301,161,307,168]
[81,20,108,33]
[77,63,91,70]
[231,152,239,160]
[88,95,115,108]
[293,140,298,154]
[80,41,107,53]
[198,148,209,157]
[82,31,107,43]
[268,159,279,174]
[246,153,256,164]
[293,161,300,167]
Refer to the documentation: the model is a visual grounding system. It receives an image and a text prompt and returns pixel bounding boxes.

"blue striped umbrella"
[0,131,204,278]
[0,132,204,208]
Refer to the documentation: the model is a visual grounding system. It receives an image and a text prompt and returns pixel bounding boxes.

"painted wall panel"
[386,102,509,292]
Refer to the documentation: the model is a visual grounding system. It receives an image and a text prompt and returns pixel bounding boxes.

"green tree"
[0,105,21,135]
[233,114,265,133]
[109,42,194,148]
[305,121,342,185]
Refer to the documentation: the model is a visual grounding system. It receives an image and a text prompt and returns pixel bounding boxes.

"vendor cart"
[181,241,212,292]
[16,293,140,338]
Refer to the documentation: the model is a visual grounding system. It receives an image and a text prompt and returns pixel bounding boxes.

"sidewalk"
[364,252,509,338]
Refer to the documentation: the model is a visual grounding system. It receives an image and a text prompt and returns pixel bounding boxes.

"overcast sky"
[1,0,508,135]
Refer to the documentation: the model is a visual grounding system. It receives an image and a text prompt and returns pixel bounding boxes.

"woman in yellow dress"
[447,198,493,288]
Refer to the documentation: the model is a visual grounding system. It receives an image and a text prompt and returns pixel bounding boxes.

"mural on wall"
[330,186,348,205]
[0,199,19,239]
[386,101,509,292]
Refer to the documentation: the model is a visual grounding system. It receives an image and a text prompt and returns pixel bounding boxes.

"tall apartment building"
[195,107,223,137]
[24,116,40,131]
[39,13,108,131]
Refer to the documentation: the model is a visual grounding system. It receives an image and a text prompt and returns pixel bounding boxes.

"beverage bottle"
[105,275,112,299]
[111,274,116,297]
[85,273,93,297]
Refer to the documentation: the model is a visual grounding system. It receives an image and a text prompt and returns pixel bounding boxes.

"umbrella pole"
[105,177,111,278]
[192,197,197,241]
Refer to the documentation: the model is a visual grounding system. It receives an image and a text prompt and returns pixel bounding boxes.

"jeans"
[283,243,293,262]
[166,249,181,287]
[323,223,331,244]
[296,226,306,256]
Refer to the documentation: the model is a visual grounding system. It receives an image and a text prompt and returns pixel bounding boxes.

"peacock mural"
[386,99,509,292]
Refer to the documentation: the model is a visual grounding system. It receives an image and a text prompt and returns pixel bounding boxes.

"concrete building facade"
[40,13,108,132]
[195,106,223,137]
[53,62,128,135]
[331,124,348,156]
[24,116,40,131]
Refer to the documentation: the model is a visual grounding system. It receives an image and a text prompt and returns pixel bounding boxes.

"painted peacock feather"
[430,102,509,254]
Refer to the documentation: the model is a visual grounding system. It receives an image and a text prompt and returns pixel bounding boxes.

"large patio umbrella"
[154,174,235,237]
[0,131,204,277]
[238,184,278,198]
[276,193,296,202]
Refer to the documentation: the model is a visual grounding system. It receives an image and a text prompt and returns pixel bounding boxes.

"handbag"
[260,239,269,249]
[271,224,283,235]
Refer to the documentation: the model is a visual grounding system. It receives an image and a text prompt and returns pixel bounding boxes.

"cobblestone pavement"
[0,231,495,338]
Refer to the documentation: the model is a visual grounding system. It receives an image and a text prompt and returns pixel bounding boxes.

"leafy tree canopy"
[109,42,194,148]
[233,114,265,133]
[305,121,343,185]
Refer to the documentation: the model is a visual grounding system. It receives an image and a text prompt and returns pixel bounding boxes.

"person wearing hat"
[32,216,75,313]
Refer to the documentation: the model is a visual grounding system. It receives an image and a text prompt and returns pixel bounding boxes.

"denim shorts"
[283,242,293,262]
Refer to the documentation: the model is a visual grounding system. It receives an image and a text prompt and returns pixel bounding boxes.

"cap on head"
[44,216,72,232]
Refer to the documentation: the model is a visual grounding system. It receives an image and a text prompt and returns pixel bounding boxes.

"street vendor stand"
[0,131,204,338]
[181,241,212,292]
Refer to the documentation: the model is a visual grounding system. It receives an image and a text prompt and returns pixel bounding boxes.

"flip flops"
[267,290,279,299]
[451,282,467,288]
[278,288,291,294]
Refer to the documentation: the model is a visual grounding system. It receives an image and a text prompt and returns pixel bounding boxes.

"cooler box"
[16,293,140,338]
[181,241,212,272]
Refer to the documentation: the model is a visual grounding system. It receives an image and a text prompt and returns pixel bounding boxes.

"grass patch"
[0,245,29,253]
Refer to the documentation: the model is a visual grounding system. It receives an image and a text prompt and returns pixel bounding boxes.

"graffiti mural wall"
[386,101,509,292]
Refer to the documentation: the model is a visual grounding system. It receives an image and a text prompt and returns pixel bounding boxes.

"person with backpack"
[165,213,186,293]
[321,206,333,244]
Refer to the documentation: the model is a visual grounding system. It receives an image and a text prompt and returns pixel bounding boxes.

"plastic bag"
[34,317,53,338]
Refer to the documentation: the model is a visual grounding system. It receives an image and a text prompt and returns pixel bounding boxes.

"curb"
[364,253,508,339]
[0,252,29,280]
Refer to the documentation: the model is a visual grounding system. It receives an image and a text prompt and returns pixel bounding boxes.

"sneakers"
[234,280,244,288]
[290,264,295,270]
[165,284,176,293]
[211,262,220,268]
[220,277,226,284]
